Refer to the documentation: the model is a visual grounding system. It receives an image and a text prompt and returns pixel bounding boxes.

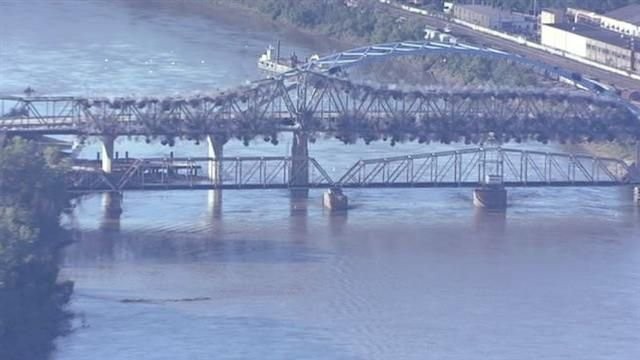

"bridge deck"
[69,181,625,193]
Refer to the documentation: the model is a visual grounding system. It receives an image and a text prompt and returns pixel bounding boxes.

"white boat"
[257,42,320,74]
[257,44,295,74]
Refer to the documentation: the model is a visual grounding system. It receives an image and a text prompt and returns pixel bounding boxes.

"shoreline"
[176,0,356,52]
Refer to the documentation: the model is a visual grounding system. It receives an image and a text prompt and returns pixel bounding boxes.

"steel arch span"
[296,40,616,97]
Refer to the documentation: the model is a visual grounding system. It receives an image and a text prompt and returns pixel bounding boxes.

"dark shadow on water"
[327,210,348,237]
[68,230,328,265]
[472,207,507,237]
[289,196,309,241]
[99,192,122,232]
[203,239,326,264]
[207,190,223,219]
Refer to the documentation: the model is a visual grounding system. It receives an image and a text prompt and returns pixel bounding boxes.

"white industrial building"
[540,8,565,26]
[541,22,639,73]
[453,4,534,33]
[567,4,640,37]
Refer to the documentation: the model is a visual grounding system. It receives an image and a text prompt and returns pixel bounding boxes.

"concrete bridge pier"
[634,186,640,204]
[323,187,349,211]
[473,186,507,210]
[101,136,116,173]
[290,131,309,198]
[207,135,225,185]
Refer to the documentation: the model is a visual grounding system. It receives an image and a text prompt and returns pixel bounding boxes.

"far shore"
[156,0,355,54]
[135,0,636,163]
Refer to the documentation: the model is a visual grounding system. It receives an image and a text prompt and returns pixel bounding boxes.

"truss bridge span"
[67,147,636,193]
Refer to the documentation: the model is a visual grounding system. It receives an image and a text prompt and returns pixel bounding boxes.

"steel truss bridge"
[3,40,640,199]
[1,41,639,142]
[67,147,636,192]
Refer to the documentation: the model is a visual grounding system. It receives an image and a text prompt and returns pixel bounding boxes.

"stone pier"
[323,187,349,211]
[207,135,224,185]
[290,131,309,198]
[473,186,507,210]
[101,135,116,173]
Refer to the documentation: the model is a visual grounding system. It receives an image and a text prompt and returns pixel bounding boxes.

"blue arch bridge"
[2,40,640,210]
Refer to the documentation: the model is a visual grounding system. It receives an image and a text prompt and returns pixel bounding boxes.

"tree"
[0,137,73,360]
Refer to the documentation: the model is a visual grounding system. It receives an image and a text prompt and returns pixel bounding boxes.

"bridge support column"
[290,131,309,198]
[101,136,116,174]
[473,186,507,210]
[207,135,225,185]
[323,187,349,211]
[634,186,640,204]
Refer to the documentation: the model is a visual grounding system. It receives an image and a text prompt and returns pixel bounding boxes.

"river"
[2,1,640,359]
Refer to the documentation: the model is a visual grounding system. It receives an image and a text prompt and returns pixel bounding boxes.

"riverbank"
[205,0,423,45]
[155,0,355,52]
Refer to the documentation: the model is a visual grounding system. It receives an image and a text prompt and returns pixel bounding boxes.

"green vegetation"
[351,54,543,87]
[434,56,541,86]
[229,0,425,43]
[0,137,73,360]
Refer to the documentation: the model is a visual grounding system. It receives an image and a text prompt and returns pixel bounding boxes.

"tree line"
[0,137,73,360]
[230,0,425,43]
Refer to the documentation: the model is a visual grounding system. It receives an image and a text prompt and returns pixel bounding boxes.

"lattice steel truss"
[1,71,638,145]
[66,147,636,192]
[67,156,334,192]
[339,147,633,187]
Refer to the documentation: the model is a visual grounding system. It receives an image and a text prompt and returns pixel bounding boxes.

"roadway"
[68,181,626,192]
[373,1,640,93]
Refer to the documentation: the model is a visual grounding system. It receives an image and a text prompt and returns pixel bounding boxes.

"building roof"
[456,4,512,18]
[604,4,640,26]
[541,8,564,15]
[547,22,638,49]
